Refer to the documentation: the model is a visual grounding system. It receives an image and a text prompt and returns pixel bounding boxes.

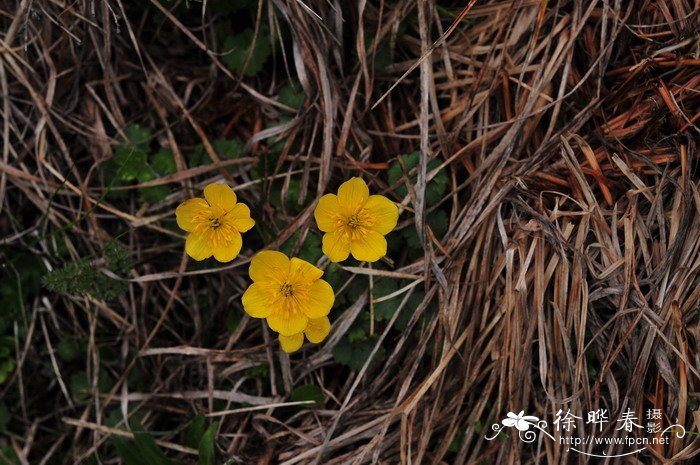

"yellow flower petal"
[204,183,237,209]
[249,251,290,282]
[314,194,341,232]
[322,230,351,263]
[303,280,334,318]
[350,229,387,262]
[289,257,323,282]
[175,198,209,232]
[211,230,242,262]
[337,177,369,211]
[241,282,274,318]
[266,313,308,336]
[364,195,399,235]
[279,333,304,353]
[304,317,330,343]
[225,203,255,232]
[185,232,213,260]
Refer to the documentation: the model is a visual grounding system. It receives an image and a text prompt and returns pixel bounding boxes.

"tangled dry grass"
[1,0,700,464]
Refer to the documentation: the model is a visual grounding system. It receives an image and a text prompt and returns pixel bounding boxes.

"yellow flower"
[314,177,399,262]
[278,316,331,353]
[175,183,255,262]
[242,251,334,339]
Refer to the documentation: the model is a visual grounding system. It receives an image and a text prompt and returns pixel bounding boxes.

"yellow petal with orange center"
[225,203,255,232]
[249,251,290,282]
[279,333,304,353]
[303,279,334,318]
[289,257,324,282]
[241,282,274,318]
[364,195,399,235]
[322,230,351,263]
[204,183,237,209]
[211,230,242,263]
[304,317,330,343]
[176,198,209,232]
[185,232,213,261]
[314,194,341,232]
[266,312,308,336]
[350,229,387,262]
[337,177,369,211]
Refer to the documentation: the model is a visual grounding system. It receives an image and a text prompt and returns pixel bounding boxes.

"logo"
[485,408,686,458]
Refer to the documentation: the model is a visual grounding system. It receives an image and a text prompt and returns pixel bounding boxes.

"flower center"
[347,214,362,229]
[209,217,222,229]
[279,282,294,297]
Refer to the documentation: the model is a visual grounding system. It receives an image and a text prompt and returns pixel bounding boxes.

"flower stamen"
[279,282,294,297]
[347,214,361,229]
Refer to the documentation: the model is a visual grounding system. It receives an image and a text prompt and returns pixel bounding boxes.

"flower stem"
[368,262,374,336]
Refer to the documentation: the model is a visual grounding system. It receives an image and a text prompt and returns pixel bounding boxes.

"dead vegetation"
[1,0,699,464]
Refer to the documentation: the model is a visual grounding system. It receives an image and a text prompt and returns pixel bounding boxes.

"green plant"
[387,151,449,206]
[280,231,322,264]
[0,338,14,385]
[278,81,304,110]
[190,138,243,167]
[333,331,387,372]
[112,427,177,465]
[103,124,177,203]
[222,27,272,77]
[290,384,325,409]
[42,240,133,301]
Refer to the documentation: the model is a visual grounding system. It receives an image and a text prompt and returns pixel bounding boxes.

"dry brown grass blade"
[2,1,700,464]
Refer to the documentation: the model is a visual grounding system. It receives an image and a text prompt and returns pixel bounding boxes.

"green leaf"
[278,82,304,110]
[213,138,242,160]
[447,425,466,452]
[372,279,400,322]
[121,124,152,152]
[332,335,386,371]
[151,149,177,176]
[42,257,128,301]
[132,421,176,465]
[226,310,241,333]
[188,138,241,166]
[364,33,392,70]
[70,370,112,401]
[0,447,18,465]
[104,241,132,276]
[114,149,149,182]
[244,364,269,379]
[140,185,170,204]
[299,233,322,264]
[402,209,448,250]
[187,415,206,449]
[398,290,424,330]
[57,337,82,363]
[197,421,219,465]
[290,384,325,409]
[69,372,90,401]
[426,169,449,206]
[222,28,272,77]
[387,151,418,188]
[427,209,448,237]
[372,279,424,331]
[388,152,448,205]
[269,179,309,213]
[190,144,208,167]
[347,327,367,343]
[278,232,297,257]
[112,437,148,465]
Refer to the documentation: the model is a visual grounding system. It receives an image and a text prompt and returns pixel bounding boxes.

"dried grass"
[1,0,699,464]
